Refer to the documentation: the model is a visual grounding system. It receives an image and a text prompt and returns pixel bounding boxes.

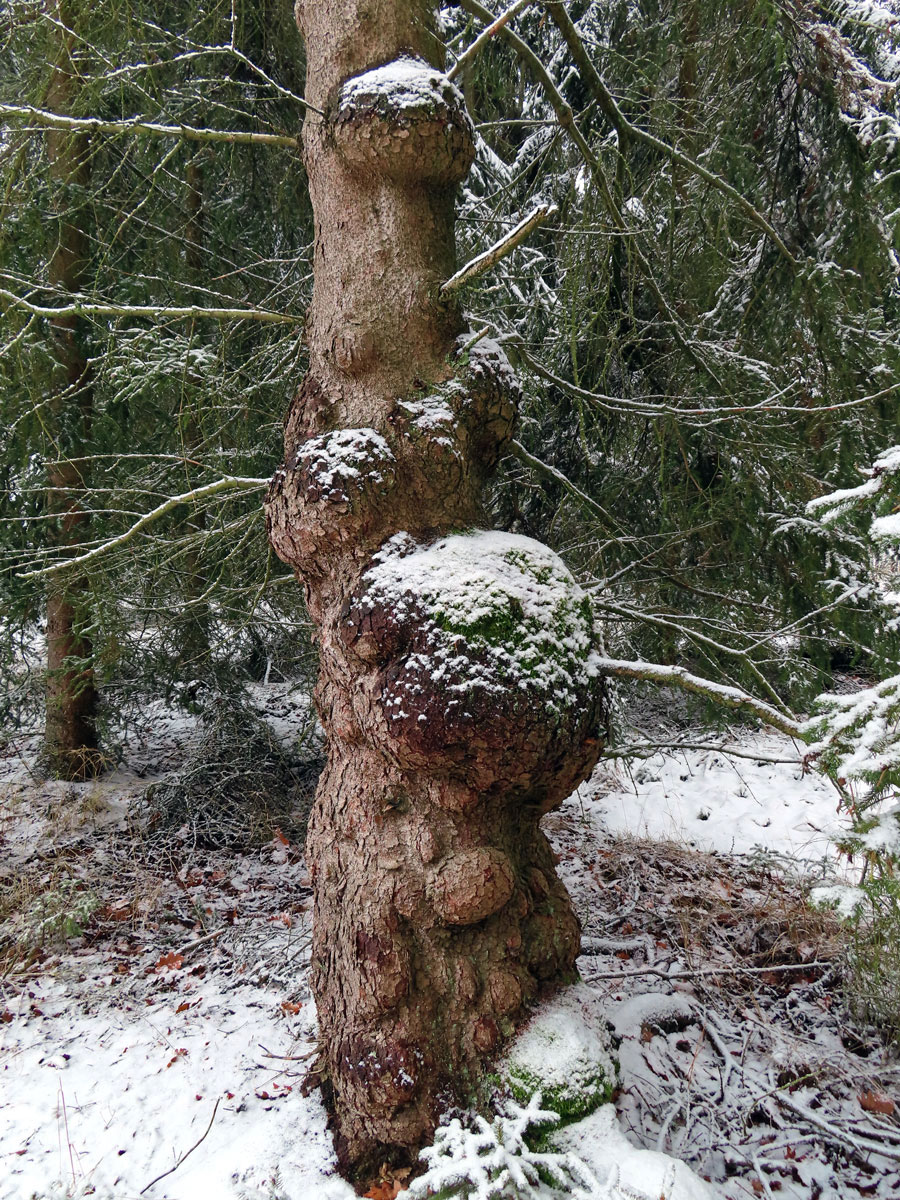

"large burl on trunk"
[266,0,605,1175]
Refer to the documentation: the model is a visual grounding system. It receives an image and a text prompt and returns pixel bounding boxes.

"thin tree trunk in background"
[180,156,210,671]
[43,0,99,780]
[267,0,604,1175]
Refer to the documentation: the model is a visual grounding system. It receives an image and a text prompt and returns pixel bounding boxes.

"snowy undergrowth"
[4,702,900,1199]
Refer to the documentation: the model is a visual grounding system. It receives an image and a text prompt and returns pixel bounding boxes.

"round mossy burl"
[342,530,606,793]
[501,984,618,1125]
[362,529,598,709]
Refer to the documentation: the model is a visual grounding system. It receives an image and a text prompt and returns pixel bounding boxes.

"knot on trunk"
[426,846,516,924]
[387,334,519,497]
[266,427,396,568]
[333,57,475,184]
[339,1036,421,1108]
[355,927,411,1014]
[450,334,521,469]
[341,530,606,798]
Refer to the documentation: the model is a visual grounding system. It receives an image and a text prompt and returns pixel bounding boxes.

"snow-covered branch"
[594,658,806,739]
[543,2,796,264]
[441,203,557,293]
[0,288,300,325]
[0,103,306,146]
[17,477,269,580]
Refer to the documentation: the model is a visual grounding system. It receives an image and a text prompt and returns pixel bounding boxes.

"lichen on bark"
[266,0,606,1177]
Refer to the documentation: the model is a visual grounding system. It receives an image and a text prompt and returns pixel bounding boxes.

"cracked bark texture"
[266,0,605,1175]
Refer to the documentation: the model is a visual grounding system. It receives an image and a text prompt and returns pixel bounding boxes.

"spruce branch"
[596,599,798,716]
[509,439,618,529]
[17,477,269,580]
[0,103,304,147]
[593,657,806,740]
[456,0,730,385]
[447,0,535,82]
[542,2,796,265]
[440,203,557,293]
[0,288,300,325]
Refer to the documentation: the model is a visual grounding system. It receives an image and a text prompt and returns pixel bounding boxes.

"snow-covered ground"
[583,733,843,865]
[2,704,899,1200]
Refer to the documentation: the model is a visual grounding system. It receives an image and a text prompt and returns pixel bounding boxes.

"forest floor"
[2,688,900,1200]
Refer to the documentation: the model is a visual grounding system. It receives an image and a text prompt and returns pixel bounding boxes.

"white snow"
[339,56,466,114]
[554,1106,715,1200]
[361,530,595,706]
[1,960,352,1200]
[871,511,900,540]
[502,983,616,1112]
[2,706,894,1200]
[606,992,695,1040]
[810,881,867,917]
[580,732,844,865]
[297,427,393,500]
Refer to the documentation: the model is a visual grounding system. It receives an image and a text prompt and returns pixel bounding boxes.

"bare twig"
[605,740,803,766]
[140,1097,221,1194]
[258,1042,319,1063]
[509,439,617,528]
[580,960,831,981]
[177,929,225,957]
[773,1090,900,1162]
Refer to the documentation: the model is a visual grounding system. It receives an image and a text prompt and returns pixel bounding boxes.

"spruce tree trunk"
[180,156,211,670]
[43,1,99,780]
[267,0,604,1174]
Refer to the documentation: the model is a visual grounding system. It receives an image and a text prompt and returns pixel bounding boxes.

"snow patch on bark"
[364,530,595,707]
[339,56,466,114]
[297,428,394,499]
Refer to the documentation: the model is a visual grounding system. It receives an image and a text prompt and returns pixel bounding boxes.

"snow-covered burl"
[334,56,475,184]
[343,530,603,798]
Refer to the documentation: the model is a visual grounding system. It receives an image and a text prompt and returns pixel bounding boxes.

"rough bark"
[266,0,605,1175]
[43,0,99,781]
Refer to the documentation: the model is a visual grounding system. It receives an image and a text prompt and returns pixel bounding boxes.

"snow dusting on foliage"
[836,1,900,79]
[363,530,596,707]
[401,1092,604,1200]
[807,444,900,526]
